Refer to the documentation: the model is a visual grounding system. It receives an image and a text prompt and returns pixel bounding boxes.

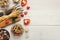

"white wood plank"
[28,0,60,25]
[28,26,60,40]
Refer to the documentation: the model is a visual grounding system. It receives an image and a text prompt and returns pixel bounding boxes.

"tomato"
[26,6,30,10]
[5,19,12,25]
[21,13,24,17]
[21,0,27,7]
[24,19,30,25]
[24,11,28,15]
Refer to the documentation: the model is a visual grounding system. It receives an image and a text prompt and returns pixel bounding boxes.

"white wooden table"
[3,0,60,40]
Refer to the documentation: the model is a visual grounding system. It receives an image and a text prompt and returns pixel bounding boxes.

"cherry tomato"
[24,19,30,25]
[26,6,30,10]
[21,13,24,17]
[21,0,27,7]
[24,11,28,15]
[5,19,12,25]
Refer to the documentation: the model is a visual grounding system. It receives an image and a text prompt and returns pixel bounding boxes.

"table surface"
[3,0,60,40]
